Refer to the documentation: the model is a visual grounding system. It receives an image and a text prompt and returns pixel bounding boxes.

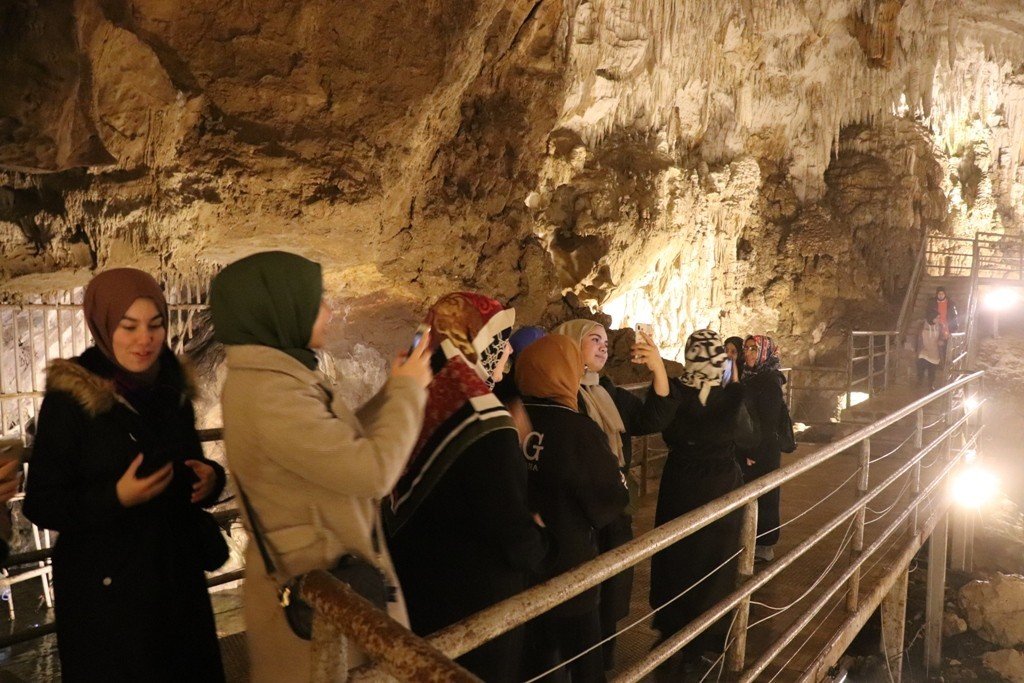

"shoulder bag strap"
[236,481,283,581]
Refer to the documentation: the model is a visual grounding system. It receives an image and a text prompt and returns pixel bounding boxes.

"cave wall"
[2,0,1024,378]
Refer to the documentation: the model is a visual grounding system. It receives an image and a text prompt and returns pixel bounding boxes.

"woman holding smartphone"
[553,318,676,669]
[211,251,432,683]
[25,269,228,682]
[386,292,548,683]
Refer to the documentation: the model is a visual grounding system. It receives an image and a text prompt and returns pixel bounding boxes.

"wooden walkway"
[611,385,948,681]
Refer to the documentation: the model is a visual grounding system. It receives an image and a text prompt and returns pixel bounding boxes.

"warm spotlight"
[984,288,1018,311]
[951,465,998,508]
[963,448,977,464]
[964,395,980,413]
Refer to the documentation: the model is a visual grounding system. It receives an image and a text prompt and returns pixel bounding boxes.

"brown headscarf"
[553,319,627,466]
[83,268,168,382]
[515,335,583,410]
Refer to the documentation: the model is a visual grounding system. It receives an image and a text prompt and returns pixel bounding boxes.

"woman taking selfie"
[553,318,676,667]
[25,269,228,682]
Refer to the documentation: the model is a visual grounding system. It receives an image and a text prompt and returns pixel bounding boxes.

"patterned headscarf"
[553,319,628,467]
[426,292,515,387]
[385,292,517,536]
[679,329,727,405]
[742,335,781,380]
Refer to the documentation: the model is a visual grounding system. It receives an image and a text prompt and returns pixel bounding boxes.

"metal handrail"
[300,571,480,682]
[350,372,982,679]
[898,233,929,335]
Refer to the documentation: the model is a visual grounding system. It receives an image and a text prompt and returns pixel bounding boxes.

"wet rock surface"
[960,573,1024,648]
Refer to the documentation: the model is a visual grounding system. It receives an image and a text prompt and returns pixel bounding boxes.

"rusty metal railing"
[300,571,480,682]
[350,371,983,681]
[846,330,899,406]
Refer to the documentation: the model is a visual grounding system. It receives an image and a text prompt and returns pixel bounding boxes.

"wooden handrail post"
[846,335,854,408]
[726,501,758,673]
[884,334,891,390]
[868,335,875,395]
[847,438,870,612]
[924,510,949,673]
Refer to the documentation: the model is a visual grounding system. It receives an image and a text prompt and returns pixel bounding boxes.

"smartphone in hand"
[635,323,655,342]
[407,324,431,357]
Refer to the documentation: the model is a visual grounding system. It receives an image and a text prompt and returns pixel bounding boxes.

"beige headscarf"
[553,319,627,468]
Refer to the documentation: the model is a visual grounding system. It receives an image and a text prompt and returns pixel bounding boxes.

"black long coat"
[521,398,629,617]
[577,377,676,626]
[24,347,227,683]
[388,427,549,683]
[650,381,745,650]
[736,370,786,546]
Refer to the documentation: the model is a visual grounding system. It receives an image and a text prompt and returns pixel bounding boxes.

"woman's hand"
[392,329,433,388]
[746,458,755,467]
[184,459,218,504]
[0,459,19,543]
[116,455,173,507]
[632,330,670,397]
[0,459,21,504]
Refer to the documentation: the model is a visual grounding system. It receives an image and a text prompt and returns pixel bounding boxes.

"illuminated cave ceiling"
[2,0,1024,365]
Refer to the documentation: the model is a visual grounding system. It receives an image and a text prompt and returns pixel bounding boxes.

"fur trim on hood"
[45,351,199,418]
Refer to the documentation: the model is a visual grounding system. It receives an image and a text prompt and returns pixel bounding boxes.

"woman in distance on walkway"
[736,335,787,562]
[517,334,630,682]
[211,251,432,683]
[553,318,676,668]
[25,269,228,682]
[385,292,549,683]
[649,330,748,673]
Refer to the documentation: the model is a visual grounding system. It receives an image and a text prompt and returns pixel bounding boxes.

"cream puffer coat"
[220,345,426,682]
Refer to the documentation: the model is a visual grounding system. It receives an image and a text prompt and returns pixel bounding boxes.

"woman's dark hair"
[724,336,744,354]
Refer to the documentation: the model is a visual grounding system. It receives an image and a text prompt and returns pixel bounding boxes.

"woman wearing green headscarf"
[552,318,677,669]
[211,251,432,683]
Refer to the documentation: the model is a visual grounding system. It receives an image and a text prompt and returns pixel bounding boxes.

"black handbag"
[190,505,231,571]
[734,399,760,451]
[238,486,393,641]
[777,401,797,454]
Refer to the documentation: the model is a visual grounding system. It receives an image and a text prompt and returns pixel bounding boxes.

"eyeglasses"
[743,345,758,352]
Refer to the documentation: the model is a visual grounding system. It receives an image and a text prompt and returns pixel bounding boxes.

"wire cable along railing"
[331,371,983,682]
[0,274,989,680]
[2,373,981,680]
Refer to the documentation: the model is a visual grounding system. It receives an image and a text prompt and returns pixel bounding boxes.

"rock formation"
[959,573,1024,648]
[2,0,1024,375]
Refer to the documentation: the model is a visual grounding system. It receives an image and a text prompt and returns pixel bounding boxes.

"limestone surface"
[960,573,1024,648]
[1,1,1024,371]
[983,648,1024,683]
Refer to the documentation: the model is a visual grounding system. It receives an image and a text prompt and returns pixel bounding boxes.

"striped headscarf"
[679,329,727,405]
[742,335,781,381]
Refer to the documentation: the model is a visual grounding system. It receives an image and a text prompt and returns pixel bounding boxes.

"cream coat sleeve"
[247,372,426,498]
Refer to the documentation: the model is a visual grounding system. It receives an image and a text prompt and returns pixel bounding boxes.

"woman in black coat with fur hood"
[24,269,227,682]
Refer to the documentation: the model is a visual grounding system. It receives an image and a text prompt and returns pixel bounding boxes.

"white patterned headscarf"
[680,329,727,406]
